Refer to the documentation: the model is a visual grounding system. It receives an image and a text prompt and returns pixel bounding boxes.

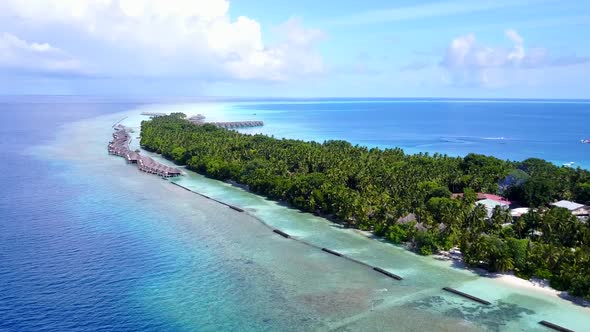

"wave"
[438,136,510,143]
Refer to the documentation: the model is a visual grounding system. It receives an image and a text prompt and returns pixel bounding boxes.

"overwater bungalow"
[140,112,167,117]
[188,114,206,124]
[108,126,182,178]
[125,151,140,163]
[205,121,264,129]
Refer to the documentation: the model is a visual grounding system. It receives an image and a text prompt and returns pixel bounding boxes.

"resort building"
[397,213,428,231]
[397,213,416,224]
[476,198,510,218]
[510,207,530,218]
[477,194,512,205]
[550,200,589,217]
[452,192,512,219]
[188,114,206,124]
[452,193,512,206]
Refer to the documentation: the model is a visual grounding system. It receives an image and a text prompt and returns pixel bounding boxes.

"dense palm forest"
[141,113,590,299]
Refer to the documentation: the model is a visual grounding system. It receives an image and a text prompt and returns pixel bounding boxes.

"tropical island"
[140,113,590,300]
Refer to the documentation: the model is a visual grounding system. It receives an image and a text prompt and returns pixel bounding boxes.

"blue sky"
[0,0,589,98]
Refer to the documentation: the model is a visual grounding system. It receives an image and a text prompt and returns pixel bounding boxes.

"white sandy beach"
[353,229,589,308]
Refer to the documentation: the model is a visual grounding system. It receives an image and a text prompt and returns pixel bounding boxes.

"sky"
[0,0,589,98]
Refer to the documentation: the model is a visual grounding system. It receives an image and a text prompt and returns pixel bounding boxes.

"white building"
[510,207,530,218]
[550,200,589,216]
[476,199,509,218]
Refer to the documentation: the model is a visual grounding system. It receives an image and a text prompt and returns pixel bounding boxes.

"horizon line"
[1,94,590,102]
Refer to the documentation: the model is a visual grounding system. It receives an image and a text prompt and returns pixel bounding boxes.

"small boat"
[582,139,590,144]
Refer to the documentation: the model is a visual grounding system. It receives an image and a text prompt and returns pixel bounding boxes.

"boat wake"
[438,136,509,144]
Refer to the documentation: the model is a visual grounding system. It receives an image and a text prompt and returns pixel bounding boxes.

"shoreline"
[350,229,590,308]
[166,174,590,309]
[431,253,578,302]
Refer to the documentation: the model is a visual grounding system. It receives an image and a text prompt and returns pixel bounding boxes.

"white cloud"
[396,29,590,89]
[0,0,324,81]
[0,32,82,74]
[505,29,525,64]
[505,29,523,44]
[440,29,544,87]
[441,30,530,71]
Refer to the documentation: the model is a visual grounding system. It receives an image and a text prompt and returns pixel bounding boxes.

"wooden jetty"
[141,112,167,117]
[108,126,182,178]
[187,114,263,129]
[442,287,491,305]
[207,121,264,129]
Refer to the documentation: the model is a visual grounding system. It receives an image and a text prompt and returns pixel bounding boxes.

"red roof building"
[452,193,512,205]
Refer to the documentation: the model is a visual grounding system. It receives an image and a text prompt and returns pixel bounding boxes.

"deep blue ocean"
[0,98,160,330]
[2,97,590,331]
[226,99,590,169]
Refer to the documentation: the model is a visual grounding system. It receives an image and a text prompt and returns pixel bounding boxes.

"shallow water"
[2,98,589,332]
[167,167,590,332]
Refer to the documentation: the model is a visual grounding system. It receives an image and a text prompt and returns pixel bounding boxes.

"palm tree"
[495,254,515,272]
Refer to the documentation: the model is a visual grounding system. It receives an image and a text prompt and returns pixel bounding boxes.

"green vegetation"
[141,114,590,299]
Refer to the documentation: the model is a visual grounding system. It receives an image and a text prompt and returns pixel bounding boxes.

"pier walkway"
[207,121,264,129]
[108,126,182,178]
[188,114,264,129]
